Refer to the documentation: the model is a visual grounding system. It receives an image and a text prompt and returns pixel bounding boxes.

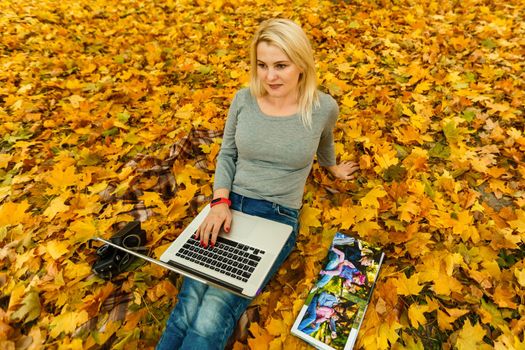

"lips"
[268,84,282,89]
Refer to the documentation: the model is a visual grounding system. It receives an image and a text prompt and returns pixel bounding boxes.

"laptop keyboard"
[175,236,266,282]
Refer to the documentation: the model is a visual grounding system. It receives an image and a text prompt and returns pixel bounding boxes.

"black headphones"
[92,221,147,280]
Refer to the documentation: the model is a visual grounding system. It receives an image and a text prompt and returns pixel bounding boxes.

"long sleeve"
[213,93,240,191]
[316,98,338,166]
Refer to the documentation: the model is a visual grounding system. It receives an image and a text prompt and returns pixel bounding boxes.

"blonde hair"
[249,18,319,127]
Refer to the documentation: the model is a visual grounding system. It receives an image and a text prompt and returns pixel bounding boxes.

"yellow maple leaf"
[43,195,70,219]
[0,153,12,168]
[66,219,98,244]
[437,307,469,331]
[175,103,194,119]
[432,273,463,296]
[509,209,525,233]
[376,321,402,349]
[330,206,356,230]
[354,220,381,237]
[414,80,432,93]
[248,322,274,350]
[265,317,286,337]
[299,205,321,228]
[374,151,399,172]
[140,191,168,214]
[46,240,70,260]
[514,268,525,287]
[0,200,32,227]
[395,273,424,296]
[492,283,518,309]
[398,197,420,222]
[360,186,388,209]
[408,303,429,328]
[49,310,89,338]
[455,319,487,350]
[45,164,82,192]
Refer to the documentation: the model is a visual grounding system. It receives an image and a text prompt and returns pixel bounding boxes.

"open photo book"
[291,232,385,350]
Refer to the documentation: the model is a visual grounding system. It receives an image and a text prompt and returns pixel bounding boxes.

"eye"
[257,62,267,69]
[276,64,288,69]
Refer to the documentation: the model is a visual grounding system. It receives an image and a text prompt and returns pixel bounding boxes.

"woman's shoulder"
[314,90,339,122]
[229,87,253,112]
[233,87,252,102]
[316,90,338,110]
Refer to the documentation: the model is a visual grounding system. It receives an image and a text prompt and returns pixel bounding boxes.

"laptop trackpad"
[224,213,291,251]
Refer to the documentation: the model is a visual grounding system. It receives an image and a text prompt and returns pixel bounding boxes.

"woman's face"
[256,41,302,100]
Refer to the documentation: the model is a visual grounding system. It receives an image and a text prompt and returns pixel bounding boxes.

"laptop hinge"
[166,260,247,297]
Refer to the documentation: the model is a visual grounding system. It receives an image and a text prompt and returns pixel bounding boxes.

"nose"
[267,68,277,81]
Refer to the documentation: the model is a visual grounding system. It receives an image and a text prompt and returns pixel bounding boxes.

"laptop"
[93,204,293,298]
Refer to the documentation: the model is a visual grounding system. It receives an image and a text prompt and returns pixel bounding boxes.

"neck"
[263,91,299,108]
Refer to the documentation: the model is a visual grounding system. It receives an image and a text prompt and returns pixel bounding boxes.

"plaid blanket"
[78,128,258,348]
[98,128,222,221]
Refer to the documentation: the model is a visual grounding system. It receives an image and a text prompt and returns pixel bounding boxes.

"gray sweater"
[213,88,338,209]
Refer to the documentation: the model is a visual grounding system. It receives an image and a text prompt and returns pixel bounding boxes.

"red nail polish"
[210,242,215,248]
[225,227,230,233]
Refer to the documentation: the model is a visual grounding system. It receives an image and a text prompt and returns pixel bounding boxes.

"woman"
[157,18,358,349]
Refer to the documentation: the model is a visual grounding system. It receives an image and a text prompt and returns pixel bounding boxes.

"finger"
[196,219,211,240]
[201,227,211,248]
[195,224,202,240]
[344,163,360,172]
[210,220,223,247]
[223,213,232,233]
[344,162,359,169]
[342,160,358,167]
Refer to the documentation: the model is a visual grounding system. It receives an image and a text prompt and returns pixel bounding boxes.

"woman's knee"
[191,289,250,338]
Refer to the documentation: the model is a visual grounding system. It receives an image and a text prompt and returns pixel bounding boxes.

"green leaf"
[480,299,505,328]
[481,38,497,49]
[117,111,131,123]
[348,21,360,29]
[429,143,450,159]
[198,65,212,74]
[78,151,102,166]
[10,291,41,324]
[464,72,476,82]
[461,110,476,122]
[394,143,410,159]
[102,127,119,137]
[114,55,125,64]
[443,122,459,143]
[383,164,407,182]
[124,132,140,144]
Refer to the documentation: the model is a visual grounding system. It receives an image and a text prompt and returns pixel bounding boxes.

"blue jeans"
[298,294,319,333]
[156,192,300,350]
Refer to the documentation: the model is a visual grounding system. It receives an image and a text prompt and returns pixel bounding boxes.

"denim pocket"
[273,205,299,234]
[275,205,299,221]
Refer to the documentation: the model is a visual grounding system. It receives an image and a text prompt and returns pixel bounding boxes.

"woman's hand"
[326,161,359,180]
[195,204,232,248]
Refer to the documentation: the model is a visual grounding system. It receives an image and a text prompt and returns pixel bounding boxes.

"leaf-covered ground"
[1,0,524,349]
